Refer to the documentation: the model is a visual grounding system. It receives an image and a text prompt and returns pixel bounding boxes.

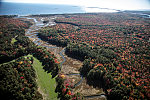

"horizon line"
[1,1,150,11]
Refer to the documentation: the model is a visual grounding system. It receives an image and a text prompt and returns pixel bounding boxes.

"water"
[0,2,85,15]
[140,13,150,18]
[129,12,150,18]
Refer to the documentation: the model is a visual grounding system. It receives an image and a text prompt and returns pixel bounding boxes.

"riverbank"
[23,15,106,100]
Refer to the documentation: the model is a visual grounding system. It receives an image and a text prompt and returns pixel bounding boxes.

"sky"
[2,0,150,10]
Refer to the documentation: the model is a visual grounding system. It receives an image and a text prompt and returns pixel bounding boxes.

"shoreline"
[1,10,150,19]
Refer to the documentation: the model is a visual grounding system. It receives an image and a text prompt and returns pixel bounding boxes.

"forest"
[0,16,59,99]
[0,12,150,100]
[38,13,150,100]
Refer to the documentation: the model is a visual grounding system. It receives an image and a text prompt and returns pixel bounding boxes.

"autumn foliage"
[38,13,150,99]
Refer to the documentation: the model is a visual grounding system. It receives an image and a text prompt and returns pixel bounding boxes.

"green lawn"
[11,38,17,44]
[29,55,58,100]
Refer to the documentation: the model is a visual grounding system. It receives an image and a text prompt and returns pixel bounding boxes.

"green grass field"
[30,55,58,100]
[11,38,17,44]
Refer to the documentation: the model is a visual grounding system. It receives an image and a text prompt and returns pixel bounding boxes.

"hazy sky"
[2,0,150,10]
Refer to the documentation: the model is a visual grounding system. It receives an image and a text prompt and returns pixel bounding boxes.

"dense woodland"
[55,74,83,100]
[38,13,150,100]
[0,12,150,100]
[0,17,59,99]
[0,56,42,100]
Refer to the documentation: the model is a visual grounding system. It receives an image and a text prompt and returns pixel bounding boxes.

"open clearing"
[30,55,58,100]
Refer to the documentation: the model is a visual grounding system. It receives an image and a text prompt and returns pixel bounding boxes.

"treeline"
[38,27,69,47]
[0,15,18,18]
[54,20,79,26]
[66,43,116,62]
[66,43,148,100]
[0,56,42,100]
[55,74,83,100]
[31,46,60,78]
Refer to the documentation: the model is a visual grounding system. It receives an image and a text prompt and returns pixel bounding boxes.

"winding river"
[23,12,150,99]
[23,16,85,87]
[21,16,106,99]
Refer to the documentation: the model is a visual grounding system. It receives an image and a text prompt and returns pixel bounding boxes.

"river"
[21,15,106,100]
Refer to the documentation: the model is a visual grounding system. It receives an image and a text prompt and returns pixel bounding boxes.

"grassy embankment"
[11,37,17,44]
[28,55,58,100]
